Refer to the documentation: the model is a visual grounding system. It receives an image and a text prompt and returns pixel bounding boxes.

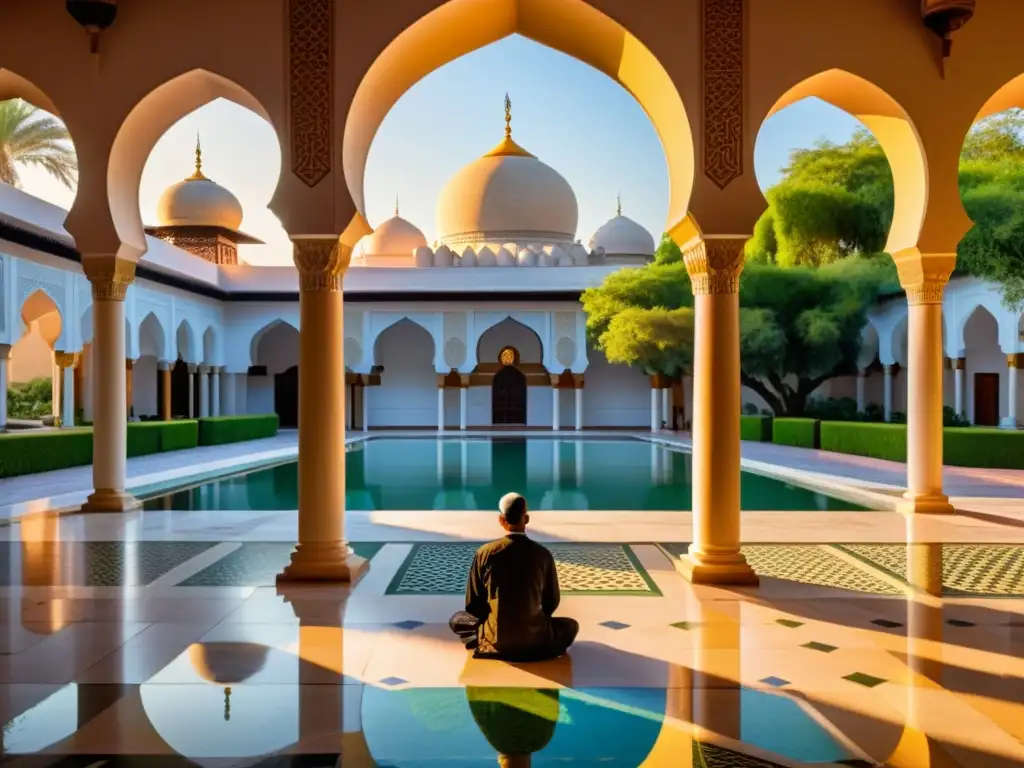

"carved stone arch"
[137,310,168,361]
[175,318,201,364]
[19,283,65,350]
[249,318,300,368]
[473,313,547,368]
[368,314,439,366]
[954,298,1006,355]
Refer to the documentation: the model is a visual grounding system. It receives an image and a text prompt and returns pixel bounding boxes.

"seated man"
[449,492,579,661]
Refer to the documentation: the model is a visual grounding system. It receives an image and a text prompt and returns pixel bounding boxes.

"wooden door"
[974,372,1000,426]
[492,366,527,425]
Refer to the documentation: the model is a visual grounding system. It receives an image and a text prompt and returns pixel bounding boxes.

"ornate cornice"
[83,257,137,301]
[293,237,352,292]
[682,237,745,295]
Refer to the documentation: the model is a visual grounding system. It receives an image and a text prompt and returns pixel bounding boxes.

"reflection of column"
[692,602,741,751]
[677,237,756,585]
[573,375,584,431]
[460,439,468,485]
[211,367,221,417]
[55,352,77,428]
[883,364,894,422]
[550,375,560,431]
[1002,354,1019,429]
[575,440,583,487]
[0,344,9,431]
[953,357,965,419]
[82,257,139,512]
[198,365,210,418]
[460,375,469,431]
[158,361,173,420]
[279,237,367,583]
[856,369,866,412]
[187,364,196,418]
[899,259,953,515]
[436,374,445,432]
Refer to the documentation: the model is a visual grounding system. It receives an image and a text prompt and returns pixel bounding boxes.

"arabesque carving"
[703,0,744,189]
[683,238,745,295]
[289,0,332,188]
[83,257,137,302]
[293,238,352,292]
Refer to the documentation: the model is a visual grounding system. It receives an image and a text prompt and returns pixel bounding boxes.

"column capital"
[198,365,211,375]
[187,363,198,374]
[549,374,561,388]
[572,373,585,389]
[157,360,174,371]
[954,357,966,370]
[292,236,352,292]
[857,368,867,378]
[0,343,11,360]
[460,374,471,388]
[883,363,898,375]
[54,351,80,369]
[1009,353,1022,369]
[82,256,137,302]
[436,373,447,388]
[681,236,746,295]
[892,250,955,306]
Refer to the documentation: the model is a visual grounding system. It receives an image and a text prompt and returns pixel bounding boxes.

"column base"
[277,543,369,584]
[675,549,759,586]
[898,492,955,515]
[81,489,141,513]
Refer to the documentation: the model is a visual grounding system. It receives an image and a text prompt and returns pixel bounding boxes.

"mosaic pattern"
[837,544,1024,596]
[386,544,660,596]
[696,742,788,768]
[179,542,383,587]
[739,545,903,595]
[0,541,217,587]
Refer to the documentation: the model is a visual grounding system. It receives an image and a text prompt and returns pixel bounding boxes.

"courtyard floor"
[1,432,1023,765]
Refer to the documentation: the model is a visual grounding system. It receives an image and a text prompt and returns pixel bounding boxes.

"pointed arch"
[250,319,300,373]
[175,318,200,364]
[138,311,167,360]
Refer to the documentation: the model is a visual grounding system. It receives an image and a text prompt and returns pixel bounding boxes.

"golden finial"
[504,93,512,139]
[484,93,535,159]
[616,192,622,217]
[223,687,232,721]
[189,132,206,180]
[395,194,400,217]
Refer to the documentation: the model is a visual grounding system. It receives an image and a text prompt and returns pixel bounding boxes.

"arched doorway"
[492,366,526,425]
[274,366,299,428]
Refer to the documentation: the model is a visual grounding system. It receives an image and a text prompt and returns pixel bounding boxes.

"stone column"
[661,387,671,430]
[436,374,446,432]
[157,361,173,420]
[1004,354,1020,429]
[278,237,367,583]
[649,382,659,432]
[54,352,78,428]
[223,372,237,416]
[883,364,894,422]
[125,359,135,419]
[676,237,757,585]
[953,357,965,419]
[50,355,60,420]
[0,344,9,431]
[198,365,210,418]
[211,367,221,418]
[574,374,584,431]
[81,257,139,512]
[895,252,954,515]
[459,374,469,431]
[236,373,247,416]
[81,345,94,423]
[361,377,370,433]
[550,375,560,431]
[187,364,196,418]
[856,369,867,413]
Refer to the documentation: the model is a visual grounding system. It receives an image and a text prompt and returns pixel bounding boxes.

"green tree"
[599,307,694,377]
[0,99,77,190]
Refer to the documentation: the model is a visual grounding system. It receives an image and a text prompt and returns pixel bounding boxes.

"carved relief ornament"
[682,238,745,295]
[293,238,352,292]
[83,257,137,301]
[702,0,744,189]
[289,0,333,188]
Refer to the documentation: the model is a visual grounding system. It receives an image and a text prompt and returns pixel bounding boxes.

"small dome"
[434,244,454,267]
[496,246,516,266]
[588,199,655,259]
[414,246,434,267]
[156,138,244,230]
[477,245,497,267]
[356,209,428,262]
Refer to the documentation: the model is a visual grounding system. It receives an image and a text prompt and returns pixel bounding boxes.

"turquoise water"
[142,437,865,512]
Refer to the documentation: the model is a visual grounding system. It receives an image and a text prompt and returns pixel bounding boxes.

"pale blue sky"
[21,35,863,266]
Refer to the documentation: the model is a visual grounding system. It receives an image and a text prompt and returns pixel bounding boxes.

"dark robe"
[463,533,576,660]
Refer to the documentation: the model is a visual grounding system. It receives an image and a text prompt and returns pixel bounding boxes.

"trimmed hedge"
[773,418,821,449]
[740,415,773,442]
[0,420,199,479]
[820,421,906,461]
[944,427,1024,469]
[198,414,279,446]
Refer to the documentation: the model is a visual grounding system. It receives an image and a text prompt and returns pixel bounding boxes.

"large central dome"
[435,96,578,248]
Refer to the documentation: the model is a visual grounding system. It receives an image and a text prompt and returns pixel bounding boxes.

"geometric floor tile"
[386,543,661,596]
[760,676,790,687]
[599,620,631,630]
[177,541,383,586]
[0,541,219,586]
[696,742,791,767]
[836,543,1024,596]
[739,545,903,595]
[775,619,804,628]
[801,641,838,653]
[842,672,887,688]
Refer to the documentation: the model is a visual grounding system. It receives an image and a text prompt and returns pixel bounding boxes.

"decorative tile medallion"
[386,544,660,596]
[801,641,838,653]
[179,542,383,587]
[599,620,631,630]
[0,541,218,587]
[759,676,790,688]
[843,672,887,688]
[775,619,804,628]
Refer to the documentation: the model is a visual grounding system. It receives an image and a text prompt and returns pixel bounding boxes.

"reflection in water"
[468,687,559,767]
[144,437,864,512]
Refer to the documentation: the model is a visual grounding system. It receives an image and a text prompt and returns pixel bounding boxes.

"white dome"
[156,142,244,230]
[588,213,656,258]
[435,116,577,247]
[356,213,428,262]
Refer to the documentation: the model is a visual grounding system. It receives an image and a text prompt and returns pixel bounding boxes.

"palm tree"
[0,99,77,190]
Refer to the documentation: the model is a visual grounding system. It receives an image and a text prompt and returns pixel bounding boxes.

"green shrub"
[0,429,93,477]
[126,420,198,456]
[820,421,907,461]
[805,397,858,422]
[772,417,821,448]
[943,406,970,427]
[7,377,53,420]
[159,420,199,451]
[198,414,279,446]
[740,414,773,442]
[944,427,1024,469]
